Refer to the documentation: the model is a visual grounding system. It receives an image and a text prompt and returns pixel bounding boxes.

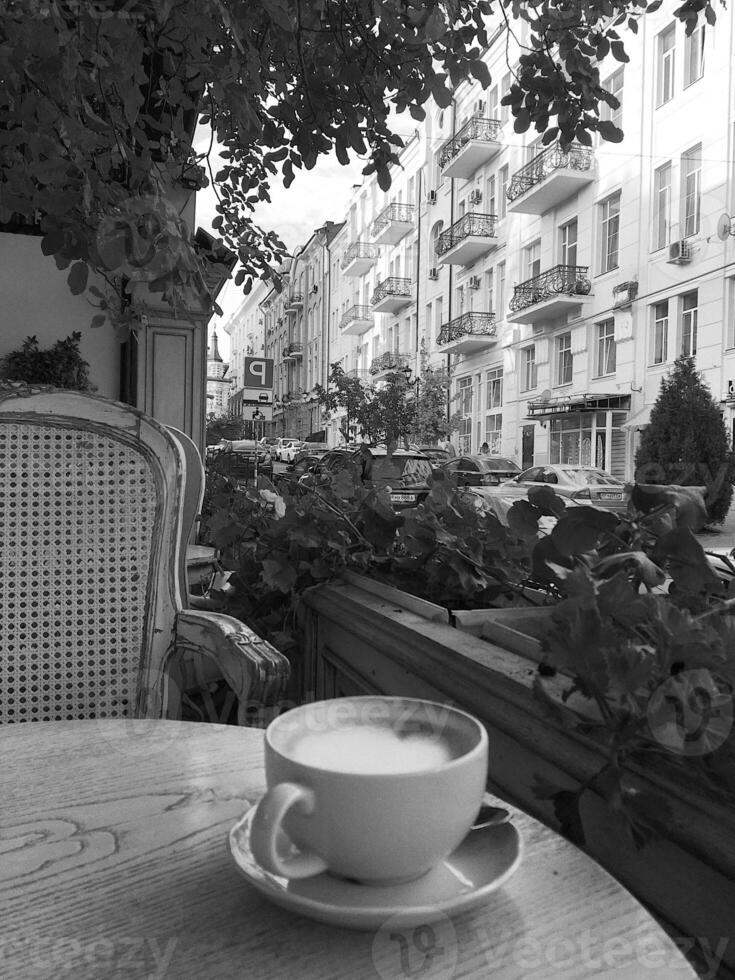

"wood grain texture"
[1,720,697,980]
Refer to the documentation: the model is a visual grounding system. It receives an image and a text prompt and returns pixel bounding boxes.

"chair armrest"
[174,610,291,726]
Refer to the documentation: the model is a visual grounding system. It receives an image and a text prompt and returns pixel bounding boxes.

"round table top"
[1,720,696,980]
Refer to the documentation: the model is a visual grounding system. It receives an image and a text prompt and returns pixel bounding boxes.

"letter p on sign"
[244,357,274,389]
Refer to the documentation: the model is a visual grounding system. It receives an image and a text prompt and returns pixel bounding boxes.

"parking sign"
[243,357,274,390]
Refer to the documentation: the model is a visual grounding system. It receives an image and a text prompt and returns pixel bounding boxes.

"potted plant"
[0,332,95,391]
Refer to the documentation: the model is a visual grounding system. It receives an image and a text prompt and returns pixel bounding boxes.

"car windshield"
[560,469,623,486]
[371,455,433,487]
[481,457,519,472]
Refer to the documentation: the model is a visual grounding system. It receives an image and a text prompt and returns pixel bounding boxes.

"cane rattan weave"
[0,386,290,724]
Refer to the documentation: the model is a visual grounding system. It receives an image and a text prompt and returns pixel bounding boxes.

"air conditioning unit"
[428,267,440,281]
[468,276,481,290]
[468,189,482,205]
[667,240,691,264]
[427,189,438,204]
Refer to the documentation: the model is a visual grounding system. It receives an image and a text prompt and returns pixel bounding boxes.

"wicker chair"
[0,384,290,725]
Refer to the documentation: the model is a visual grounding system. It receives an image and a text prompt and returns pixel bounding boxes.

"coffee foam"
[287,723,456,774]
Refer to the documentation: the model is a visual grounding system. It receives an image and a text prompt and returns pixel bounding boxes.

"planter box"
[300,576,735,973]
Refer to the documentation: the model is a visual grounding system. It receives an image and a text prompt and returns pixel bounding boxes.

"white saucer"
[228,803,522,931]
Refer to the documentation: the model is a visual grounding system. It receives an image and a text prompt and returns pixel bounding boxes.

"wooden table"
[1,720,697,980]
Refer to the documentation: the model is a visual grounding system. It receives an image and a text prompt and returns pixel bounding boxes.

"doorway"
[521,425,535,469]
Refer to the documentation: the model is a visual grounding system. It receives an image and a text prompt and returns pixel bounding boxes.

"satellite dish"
[717,213,734,241]
[539,389,552,401]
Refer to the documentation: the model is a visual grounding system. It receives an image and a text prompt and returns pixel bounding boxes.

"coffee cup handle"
[250,782,329,879]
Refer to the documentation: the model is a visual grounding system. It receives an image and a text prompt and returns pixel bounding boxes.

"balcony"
[436,213,498,266]
[371,277,413,314]
[345,368,371,381]
[437,311,497,354]
[283,342,303,360]
[370,351,411,378]
[371,203,415,246]
[507,144,595,215]
[341,242,380,277]
[339,304,374,336]
[506,265,592,325]
[284,292,303,313]
[439,115,503,179]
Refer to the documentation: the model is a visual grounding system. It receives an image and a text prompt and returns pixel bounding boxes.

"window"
[458,377,473,453]
[657,24,676,106]
[560,219,578,267]
[681,145,701,237]
[500,72,511,124]
[485,269,494,312]
[486,174,496,216]
[652,163,671,251]
[556,332,573,385]
[486,367,503,408]
[601,68,624,130]
[485,413,503,454]
[497,262,506,316]
[487,85,498,120]
[684,24,705,86]
[652,301,669,365]
[521,346,537,392]
[498,166,509,219]
[595,320,616,377]
[599,193,620,274]
[525,240,541,279]
[433,148,444,187]
[681,290,698,356]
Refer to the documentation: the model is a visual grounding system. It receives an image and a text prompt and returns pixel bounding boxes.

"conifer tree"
[634,355,735,523]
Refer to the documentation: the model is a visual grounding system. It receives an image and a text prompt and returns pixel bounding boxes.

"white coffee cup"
[249,696,489,885]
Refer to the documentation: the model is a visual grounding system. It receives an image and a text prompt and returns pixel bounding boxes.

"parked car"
[438,454,521,487]
[500,464,627,512]
[301,446,434,510]
[410,445,453,465]
[279,440,306,464]
[211,439,274,482]
[274,437,302,461]
[287,447,330,472]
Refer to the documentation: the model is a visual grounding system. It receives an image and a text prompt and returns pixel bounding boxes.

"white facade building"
[225,9,735,467]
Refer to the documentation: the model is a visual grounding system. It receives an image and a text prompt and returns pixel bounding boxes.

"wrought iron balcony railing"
[341,241,380,268]
[437,311,496,346]
[371,277,412,306]
[371,203,415,238]
[339,304,373,330]
[507,144,593,202]
[370,351,411,375]
[436,213,497,256]
[509,265,591,312]
[439,115,502,169]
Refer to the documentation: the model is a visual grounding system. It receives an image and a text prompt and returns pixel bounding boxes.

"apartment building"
[224,7,735,474]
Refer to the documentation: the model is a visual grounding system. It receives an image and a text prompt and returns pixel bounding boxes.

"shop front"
[527,393,631,479]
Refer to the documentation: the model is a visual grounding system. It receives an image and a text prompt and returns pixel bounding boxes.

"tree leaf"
[67,262,89,296]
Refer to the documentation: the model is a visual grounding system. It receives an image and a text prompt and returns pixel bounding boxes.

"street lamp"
[401,364,420,404]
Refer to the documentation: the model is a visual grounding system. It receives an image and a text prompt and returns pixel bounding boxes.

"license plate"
[598,492,622,500]
[392,493,416,503]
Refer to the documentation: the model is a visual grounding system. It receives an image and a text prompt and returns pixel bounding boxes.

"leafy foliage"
[635,355,735,523]
[1,0,719,329]
[203,466,735,849]
[0,332,94,390]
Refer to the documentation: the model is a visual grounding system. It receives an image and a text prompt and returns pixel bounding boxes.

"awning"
[526,393,631,419]
[622,404,653,430]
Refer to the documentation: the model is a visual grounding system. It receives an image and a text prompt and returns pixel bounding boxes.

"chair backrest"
[0,384,189,722]
[167,425,205,603]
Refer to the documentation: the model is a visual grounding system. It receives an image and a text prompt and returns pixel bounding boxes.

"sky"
[196,146,367,360]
